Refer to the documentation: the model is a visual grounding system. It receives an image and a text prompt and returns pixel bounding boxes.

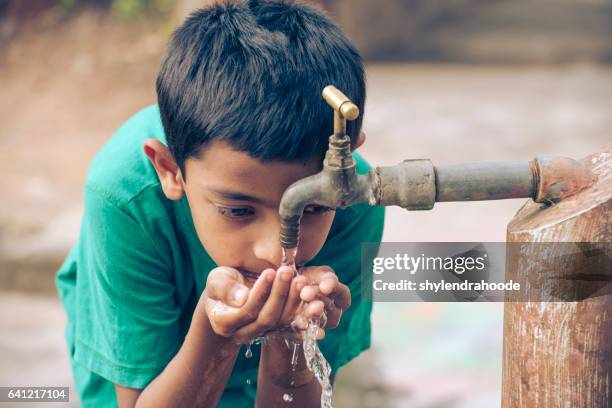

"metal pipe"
[435,161,534,202]
[278,85,597,249]
[373,156,595,208]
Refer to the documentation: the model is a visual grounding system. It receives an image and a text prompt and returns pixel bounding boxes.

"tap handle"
[322,85,359,120]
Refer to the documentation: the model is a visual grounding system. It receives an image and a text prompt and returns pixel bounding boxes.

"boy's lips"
[236,264,303,281]
[237,268,261,281]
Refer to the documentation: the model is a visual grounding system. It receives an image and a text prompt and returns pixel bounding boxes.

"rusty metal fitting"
[530,156,597,203]
[280,214,301,249]
[375,159,436,210]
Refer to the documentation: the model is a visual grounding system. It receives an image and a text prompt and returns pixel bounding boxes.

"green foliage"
[60,0,80,9]
[111,0,173,18]
[60,0,174,18]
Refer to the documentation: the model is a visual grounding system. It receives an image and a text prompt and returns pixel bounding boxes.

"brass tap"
[279,86,372,249]
[322,85,359,137]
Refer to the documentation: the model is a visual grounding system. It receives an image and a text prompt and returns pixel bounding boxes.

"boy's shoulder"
[85,104,165,207]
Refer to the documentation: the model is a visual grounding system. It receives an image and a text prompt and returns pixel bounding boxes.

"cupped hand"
[291,265,351,339]
[202,265,306,344]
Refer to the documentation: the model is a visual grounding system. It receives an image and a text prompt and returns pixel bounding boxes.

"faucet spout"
[279,143,376,249]
[279,172,329,249]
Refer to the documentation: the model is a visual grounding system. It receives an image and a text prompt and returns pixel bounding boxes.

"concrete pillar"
[502,145,611,407]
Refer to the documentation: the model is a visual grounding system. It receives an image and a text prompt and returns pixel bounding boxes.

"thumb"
[227,283,249,307]
[206,267,250,308]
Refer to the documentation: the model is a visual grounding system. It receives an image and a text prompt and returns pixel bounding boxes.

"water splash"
[290,342,299,370]
[281,247,334,408]
[246,378,252,385]
[303,319,332,408]
[252,336,266,346]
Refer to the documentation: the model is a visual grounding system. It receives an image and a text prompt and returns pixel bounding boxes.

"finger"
[212,269,276,331]
[240,269,277,320]
[298,286,346,328]
[280,275,307,325]
[299,266,338,298]
[300,284,320,302]
[205,267,249,308]
[205,298,240,337]
[307,295,341,328]
[328,283,351,310]
[256,266,294,326]
[318,272,339,296]
[316,327,325,340]
[300,266,335,285]
[324,304,342,329]
[300,268,350,310]
[291,313,309,331]
[235,266,294,338]
[304,300,325,319]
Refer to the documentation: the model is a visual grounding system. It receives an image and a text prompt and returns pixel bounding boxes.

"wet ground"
[1,13,611,407]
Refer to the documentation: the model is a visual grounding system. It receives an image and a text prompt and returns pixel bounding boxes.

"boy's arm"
[255,332,321,408]
[115,302,240,408]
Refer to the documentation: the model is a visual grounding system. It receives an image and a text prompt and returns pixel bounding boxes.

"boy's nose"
[252,224,283,269]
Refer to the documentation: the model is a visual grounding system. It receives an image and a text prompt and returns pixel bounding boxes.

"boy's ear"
[351,131,366,152]
[143,139,185,201]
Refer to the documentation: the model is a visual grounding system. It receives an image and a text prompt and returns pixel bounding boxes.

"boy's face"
[144,132,365,278]
[145,135,365,279]
[182,140,335,277]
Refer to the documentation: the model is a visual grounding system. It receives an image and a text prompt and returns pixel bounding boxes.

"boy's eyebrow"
[208,188,267,204]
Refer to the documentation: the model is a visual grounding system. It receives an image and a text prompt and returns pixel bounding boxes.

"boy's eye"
[303,205,333,215]
[216,206,254,219]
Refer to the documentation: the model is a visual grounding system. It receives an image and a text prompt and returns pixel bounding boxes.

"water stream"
[282,247,334,408]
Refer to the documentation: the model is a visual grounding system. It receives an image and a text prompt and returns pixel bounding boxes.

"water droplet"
[291,343,299,369]
[283,393,293,402]
[245,344,253,359]
[246,378,251,385]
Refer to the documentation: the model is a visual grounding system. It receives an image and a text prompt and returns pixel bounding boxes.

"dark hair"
[156,0,365,174]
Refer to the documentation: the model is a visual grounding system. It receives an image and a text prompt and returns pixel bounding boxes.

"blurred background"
[1,0,610,406]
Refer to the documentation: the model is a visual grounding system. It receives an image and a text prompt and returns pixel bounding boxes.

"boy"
[55,0,384,406]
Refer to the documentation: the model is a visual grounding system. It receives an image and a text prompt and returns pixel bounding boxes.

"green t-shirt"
[55,105,385,407]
